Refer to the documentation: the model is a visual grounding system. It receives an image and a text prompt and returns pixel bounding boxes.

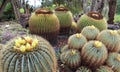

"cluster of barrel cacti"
[60,25,120,72]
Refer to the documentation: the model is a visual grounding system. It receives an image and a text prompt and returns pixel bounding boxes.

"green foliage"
[97,30,120,52]
[81,41,108,67]
[60,49,81,68]
[2,35,57,72]
[19,8,25,14]
[106,53,120,72]
[68,33,87,50]
[77,12,108,32]
[76,66,92,72]
[81,25,100,40]
[114,14,120,23]
[95,66,113,72]
[116,0,120,14]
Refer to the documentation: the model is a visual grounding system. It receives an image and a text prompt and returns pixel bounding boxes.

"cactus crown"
[116,54,120,62]
[76,33,82,38]
[87,11,103,20]
[13,36,38,53]
[35,8,53,14]
[93,41,102,48]
[89,25,96,29]
[55,7,69,11]
[110,30,118,35]
[71,49,77,55]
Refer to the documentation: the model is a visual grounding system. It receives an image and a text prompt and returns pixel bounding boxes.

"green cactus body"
[68,33,87,50]
[2,35,57,72]
[81,41,108,67]
[81,25,100,40]
[97,30,120,52]
[61,45,69,53]
[76,66,92,72]
[95,66,113,72]
[71,21,77,32]
[106,53,120,72]
[60,49,81,68]
[77,12,108,32]
[55,7,73,35]
[29,8,60,44]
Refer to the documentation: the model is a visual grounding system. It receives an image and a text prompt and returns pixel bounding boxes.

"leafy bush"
[116,0,120,14]
[114,14,120,23]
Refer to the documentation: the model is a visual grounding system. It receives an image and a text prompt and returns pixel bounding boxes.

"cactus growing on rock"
[81,41,108,67]
[60,49,81,68]
[77,11,108,32]
[97,30,120,52]
[81,25,100,40]
[2,35,57,72]
[68,33,87,50]
[76,66,92,72]
[106,53,120,72]
[29,8,60,45]
[95,66,113,72]
[55,7,73,35]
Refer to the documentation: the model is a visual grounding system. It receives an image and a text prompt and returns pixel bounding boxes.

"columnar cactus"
[106,53,120,72]
[29,8,60,44]
[77,11,108,32]
[95,66,113,72]
[68,33,87,50]
[81,41,108,67]
[55,7,73,35]
[2,35,57,72]
[60,49,81,68]
[76,66,92,72]
[81,25,100,40]
[97,30,120,52]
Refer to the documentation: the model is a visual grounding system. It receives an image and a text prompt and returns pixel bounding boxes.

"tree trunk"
[0,0,10,17]
[108,0,117,24]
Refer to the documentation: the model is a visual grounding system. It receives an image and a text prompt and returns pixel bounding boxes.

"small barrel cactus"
[68,33,87,50]
[81,25,100,40]
[106,53,120,72]
[76,66,92,72]
[95,66,113,72]
[71,21,77,32]
[29,8,60,45]
[60,49,81,68]
[61,45,69,53]
[81,41,108,67]
[55,7,73,35]
[77,11,108,32]
[2,35,57,72]
[97,30,120,52]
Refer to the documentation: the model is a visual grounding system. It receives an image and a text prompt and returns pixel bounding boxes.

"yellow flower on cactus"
[15,42,20,47]
[20,45,26,52]
[25,43,31,51]
[24,36,32,43]
[33,38,38,45]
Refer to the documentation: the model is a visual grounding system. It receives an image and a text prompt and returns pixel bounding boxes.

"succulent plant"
[29,8,60,45]
[81,25,100,40]
[95,66,113,72]
[97,30,120,52]
[61,45,69,53]
[76,66,92,72]
[70,21,77,32]
[68,33,87,50]
[2,35,57,72]
[55,7,73,35]
[77,11,108,32]
[106,53,120,72]
[60,49,81,68]
[81,41,108,67]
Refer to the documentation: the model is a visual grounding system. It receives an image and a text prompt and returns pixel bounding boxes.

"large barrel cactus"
[55,7,73,35]
[81,25,100,40]
[77,11,108,32]
[76,66,92,72]
[81,41,108,67]
[2,35,57,72]
[60,49,81,68]
[97,30,120,52]
[106,53,120,72]
[95,66,113,72]
[68,33,87,50]
[29,8,60,45]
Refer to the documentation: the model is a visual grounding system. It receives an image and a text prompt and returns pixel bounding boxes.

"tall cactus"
[2,35,57,72]
[29,8,60,45]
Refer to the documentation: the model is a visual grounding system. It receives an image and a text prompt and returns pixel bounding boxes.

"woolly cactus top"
[89,25,96,29]
[35,8,53,14]
[93,41,102,48]
[55,7,69,11]
[76,33,82,38]
[13,36,38,53]
[71,49,77,55]
[87,12,103,20]
[109,30,118,35]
